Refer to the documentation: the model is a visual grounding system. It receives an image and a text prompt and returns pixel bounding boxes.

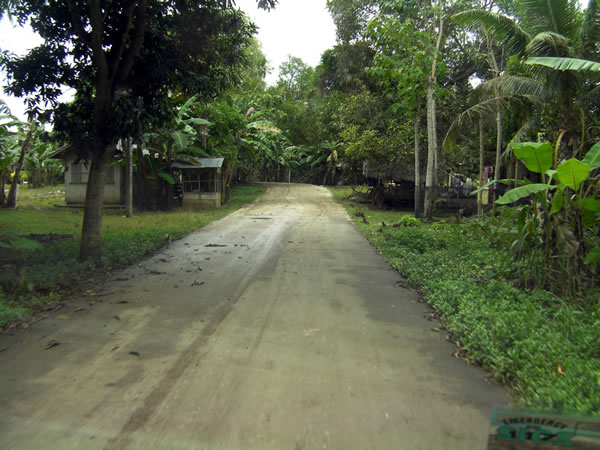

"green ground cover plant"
[0,184,265,327]
[329,186,600,417]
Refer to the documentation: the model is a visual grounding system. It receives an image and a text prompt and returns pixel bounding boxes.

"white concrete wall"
[64,156,123,205]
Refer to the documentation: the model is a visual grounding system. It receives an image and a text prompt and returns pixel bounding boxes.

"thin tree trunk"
[486,31,503,205]
[433,116,439,188]
[493,109,503,206]
[507,154,515,188]
[0,174,6,206]
[478,115,484,217]
[424,0,443,220]
[125,138,133,217]
[495,110,503,180]
[424,77,436,220]
[414,105,422,218]
[5,127,33,208]
[79,145,112,261]
[224,160,235,203]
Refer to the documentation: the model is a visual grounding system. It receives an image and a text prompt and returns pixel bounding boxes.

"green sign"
[488,410,600,449]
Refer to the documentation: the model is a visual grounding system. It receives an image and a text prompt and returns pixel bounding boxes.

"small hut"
[171,156,225,208]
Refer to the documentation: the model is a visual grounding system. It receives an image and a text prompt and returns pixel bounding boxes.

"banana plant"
[169,95,213,156]
[242,119,291,180]
[0,104,26,205]
[24,131,64,188]
[490,140,599,295]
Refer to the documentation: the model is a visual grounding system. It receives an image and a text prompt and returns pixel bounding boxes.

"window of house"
[70,161,115,184]
[183,169,218,193]
[70,161,88,184]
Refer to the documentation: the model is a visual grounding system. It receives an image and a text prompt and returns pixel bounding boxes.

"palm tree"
[454,0,600,158]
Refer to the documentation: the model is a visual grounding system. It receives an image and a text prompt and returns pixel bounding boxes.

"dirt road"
[0,183,509,449]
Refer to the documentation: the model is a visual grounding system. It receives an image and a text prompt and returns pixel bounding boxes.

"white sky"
[0,17,44,120]
[0,2,337,120]
[235,0,337,84]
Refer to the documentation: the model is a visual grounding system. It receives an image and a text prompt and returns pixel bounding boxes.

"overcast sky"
[235,0,337,84]
[0,1,337,120]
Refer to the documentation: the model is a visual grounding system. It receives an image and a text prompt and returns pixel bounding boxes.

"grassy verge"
[0,183,265,326]
[329,186,600,417]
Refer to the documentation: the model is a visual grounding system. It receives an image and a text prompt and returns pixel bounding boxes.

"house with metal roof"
[171,156,225,208]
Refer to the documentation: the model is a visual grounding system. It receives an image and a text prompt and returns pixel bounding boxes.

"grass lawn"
[0,183,265,326]
[329,185,600,418]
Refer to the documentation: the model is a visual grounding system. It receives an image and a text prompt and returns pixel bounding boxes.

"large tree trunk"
[79,146,112,261]
[5,127,33,208]
[424,77,437,220]
[414,106,423,218]
[478,115,484,217]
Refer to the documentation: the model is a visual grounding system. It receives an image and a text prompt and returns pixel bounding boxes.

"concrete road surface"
[0,183,509,449]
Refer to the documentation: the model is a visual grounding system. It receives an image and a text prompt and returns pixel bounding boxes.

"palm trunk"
[79,145,112,261]
[493,109,503,206]
[5,127,33,208]
[495,110,503,180]
[414,105,423,218]
[478,115,484,217]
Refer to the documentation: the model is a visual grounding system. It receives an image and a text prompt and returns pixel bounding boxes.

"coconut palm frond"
[442,97,516,150]
[519,0,579,38]
[503,117,539,161]
[526,32,572,57]
[587,83,600,99]
[451,10,530,56]
[580,0,600,58]
[507,115,539,152]
[481,75,552,99]
[526,56,600,72]
[0,100,11,116]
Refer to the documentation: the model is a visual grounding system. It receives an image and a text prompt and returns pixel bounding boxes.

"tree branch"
[88,0,111,131]
[88,0,108,78]
[65,0,92,47]
[431,0,444,80]
[107,0,138,81]
[114,0,148,88]
[443,66,478,87]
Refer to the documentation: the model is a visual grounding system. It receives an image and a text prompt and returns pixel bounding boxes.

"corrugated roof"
[171,156,224,169]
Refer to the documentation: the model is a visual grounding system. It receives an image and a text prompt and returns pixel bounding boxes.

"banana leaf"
[496,183,555,204]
